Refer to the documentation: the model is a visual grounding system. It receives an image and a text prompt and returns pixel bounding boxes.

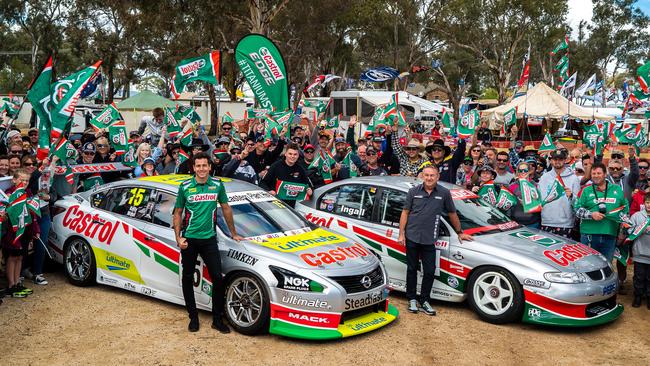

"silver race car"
[48,175,397,340]
[296,176,623,326]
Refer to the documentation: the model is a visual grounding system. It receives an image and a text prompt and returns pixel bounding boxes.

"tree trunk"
[107,64,114,103]
[207,84,219,136]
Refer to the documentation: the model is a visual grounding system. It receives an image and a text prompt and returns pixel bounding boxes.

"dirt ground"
[1,267,649,366]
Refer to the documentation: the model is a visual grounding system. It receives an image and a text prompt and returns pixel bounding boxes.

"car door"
[142,189,210,307]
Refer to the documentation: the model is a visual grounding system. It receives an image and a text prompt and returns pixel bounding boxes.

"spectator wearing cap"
[508,126,524,168]
[635,158,649,192]
[372,135,400,175]
[77,143,105,191]
[78,142,96,164]
[471,164,499,194]
[507,161,542,229]
[211,137,233,176]
[597,147,639,202]
[7,141,24,158]
[538,148,581,239]
[27,128,38,155]
[456,156,474,188]
[392,134,427,177]
[299,144,316,170]
[176,138,210,174]
[420,135,466,183]
[494,151,514,185]
[221,144,258,184]
[129,131,142,149]
[138,107,166,146]
[139,157,158,177]
[245,132,286,177]
[7,129,23,147]
[360,146,387,176]
[332,137,362,180]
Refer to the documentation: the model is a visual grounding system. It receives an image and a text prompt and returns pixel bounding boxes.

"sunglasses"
[497,159,508,162]
[305,150,315,153]
[28,133,37,137]
[10,150,22,154]
[97,144,108,148]
[404,147,418,151]
[223,127,232,130]
[172,150,179,155]
[367,152,377,156]
[463,161,472,165]
[472,149,481,153]
[431,147,444,152]
[611,154,624,159]
[246,143,255,147]
[23,162,35,167]
[609,167,622,171]
[83,151,95,155]
[640,166,649,170]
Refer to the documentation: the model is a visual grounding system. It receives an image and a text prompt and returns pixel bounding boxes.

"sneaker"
[632,296,642,308]
[16,284,33,295]
[33,275,48,285]
[10,286,27,298]
[211,320,231,334]
[408,299,419,313]
[188,318,199,332]
[420,301,437,316]
[22,269,34,280]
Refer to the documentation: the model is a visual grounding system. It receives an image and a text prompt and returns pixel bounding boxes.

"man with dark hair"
[138,107,166,145]
[398,164,473,315]
[575,162,628,261]
[261,143,312,208]
[173,151,242,333]
[245,134,286,176]
[494,151,514,185]
[636,158,649,191]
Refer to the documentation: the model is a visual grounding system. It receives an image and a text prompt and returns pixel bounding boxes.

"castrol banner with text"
[235,34,289,111]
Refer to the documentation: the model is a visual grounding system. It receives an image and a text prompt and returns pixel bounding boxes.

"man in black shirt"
[245,135,286,177]
[261,143,312,208]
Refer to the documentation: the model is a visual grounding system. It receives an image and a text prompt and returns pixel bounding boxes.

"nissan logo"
[361,275,372,289]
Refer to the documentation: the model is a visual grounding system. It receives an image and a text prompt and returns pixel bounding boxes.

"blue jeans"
[580,234,616,262]
[33,214,52,276]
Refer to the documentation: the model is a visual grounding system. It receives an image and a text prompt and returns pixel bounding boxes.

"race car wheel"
[225,273,270,335]
[64,238,96,287]
[467,266,524,324]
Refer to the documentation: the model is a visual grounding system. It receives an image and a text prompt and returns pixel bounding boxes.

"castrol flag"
[171,51,221,99]
[275,180,309,201]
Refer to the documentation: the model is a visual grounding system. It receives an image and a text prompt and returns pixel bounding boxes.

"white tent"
[482,82,614,129]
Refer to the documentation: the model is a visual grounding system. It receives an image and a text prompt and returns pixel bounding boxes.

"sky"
[567,0,650,38]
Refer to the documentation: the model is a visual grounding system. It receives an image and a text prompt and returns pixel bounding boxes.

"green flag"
[164,106,182,138]
[235,34,289,111]
[550,35,569,55]
[222,112,234,123]
[615,122,642,144]
[326,114,340,129]
[170,51,221,99]
[628,217,650,241]
[458,110,479,139]
[554,55,569,72]
[179,121,193,147]
[175,149,190,171]
[309,151,334,184]
[90,102,122,130]
[25,56,53,161]
[244,108,270,120]
[368,106,388,132]
[123,140,139,168]
[49,60,102,140]
[82,173,104,192]
[26,198,41,218]
[342,151,359,177]
[542,178,565,205]
[478,182,498,206]
[637,60,650,93]
[109,121,128,155]
[495,188,518,211]
[50,137,78,162]
[275,180,309,201]
[177,104,201,123]
[6,183,29,244]
[614,246,630,267]
[539,132,556,152]
[519,179,542,213]
[501,107,517,135]
[441,109,453,128]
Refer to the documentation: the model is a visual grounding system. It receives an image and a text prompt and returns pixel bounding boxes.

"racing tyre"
[64,238,96,287]
[225,273,270,335]
[467,266,524,324]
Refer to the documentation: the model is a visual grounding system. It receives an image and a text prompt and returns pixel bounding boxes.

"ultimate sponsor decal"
[253,228,347,252]
[93,247,143,283]
[226,249,259,266]
[510,231,563,247]
[543,243,601,267]
[344,291,385,311]
[281,295,330,309]
[300,243,370,267]
[62,205,120,245]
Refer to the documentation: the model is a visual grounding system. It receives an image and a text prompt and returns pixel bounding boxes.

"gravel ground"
[1,268,649,366]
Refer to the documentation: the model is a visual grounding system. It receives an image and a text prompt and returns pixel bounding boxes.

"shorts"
[2,244,27,258]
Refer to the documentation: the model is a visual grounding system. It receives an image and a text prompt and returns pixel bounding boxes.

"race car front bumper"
[269,300,399,340]
[522,290,624,327]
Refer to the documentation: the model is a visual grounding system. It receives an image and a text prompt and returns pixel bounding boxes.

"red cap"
[304,144,315,151]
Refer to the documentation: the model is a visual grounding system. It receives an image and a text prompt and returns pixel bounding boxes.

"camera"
[598,203,607,214]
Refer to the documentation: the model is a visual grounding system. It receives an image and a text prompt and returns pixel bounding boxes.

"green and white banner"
[171,51,221,99]
[275,180,308,201]
[89,102,122,130]
[478,182,498,206]
[519,179,542,213]
[109,120,128,155]
[236,34,289,111]
[495,188,517,211]
[25,56,53,161]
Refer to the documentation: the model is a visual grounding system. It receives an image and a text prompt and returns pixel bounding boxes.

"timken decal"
[300,243,370,267]
[543,243,601,266]
[62,205,120,245]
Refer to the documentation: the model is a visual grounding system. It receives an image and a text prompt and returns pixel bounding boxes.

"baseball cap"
[7,130,20,140]
[142,157,156,166]
[334,137,346,145]
[372,136,384,143]
[550,149,567,160]
[216,136,230,146]
[129,131,140,138]
[304,144,315,151]
[366,146,377,154]
[82,142,96,153]
[255,135,265,143]
[514,141,524,148]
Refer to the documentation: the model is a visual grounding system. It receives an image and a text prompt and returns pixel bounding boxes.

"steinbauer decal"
[226,249,259,266]
[344,292,384,310]
[62,205,120,245]
[281,295,329,309]
[304,212,333,228]
[543,243,601,266]
[301,243,370,267]
[254,228,346,253]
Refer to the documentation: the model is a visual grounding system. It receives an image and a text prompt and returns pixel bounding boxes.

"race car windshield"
[448,197,520,235]
[217,199,310,239]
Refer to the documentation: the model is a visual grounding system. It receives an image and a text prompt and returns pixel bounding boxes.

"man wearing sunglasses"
[494,151,514,185]
[601,147,639,202]
[538,149,581,239]
[421,137,466,183]
[636,158,649,191]
[360,146,387,176]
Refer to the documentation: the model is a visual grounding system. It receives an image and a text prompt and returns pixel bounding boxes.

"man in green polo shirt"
[173,151,242,333]
[575,162,628,262]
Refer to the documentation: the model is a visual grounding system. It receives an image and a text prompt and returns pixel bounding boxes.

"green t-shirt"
[174,176,228,239]
[575,182,628,236]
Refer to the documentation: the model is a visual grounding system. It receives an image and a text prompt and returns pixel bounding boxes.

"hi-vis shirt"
[174,176,228,239]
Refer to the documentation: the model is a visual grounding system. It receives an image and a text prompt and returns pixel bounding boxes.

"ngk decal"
[271,303,339,328]
[62,205,120,245]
